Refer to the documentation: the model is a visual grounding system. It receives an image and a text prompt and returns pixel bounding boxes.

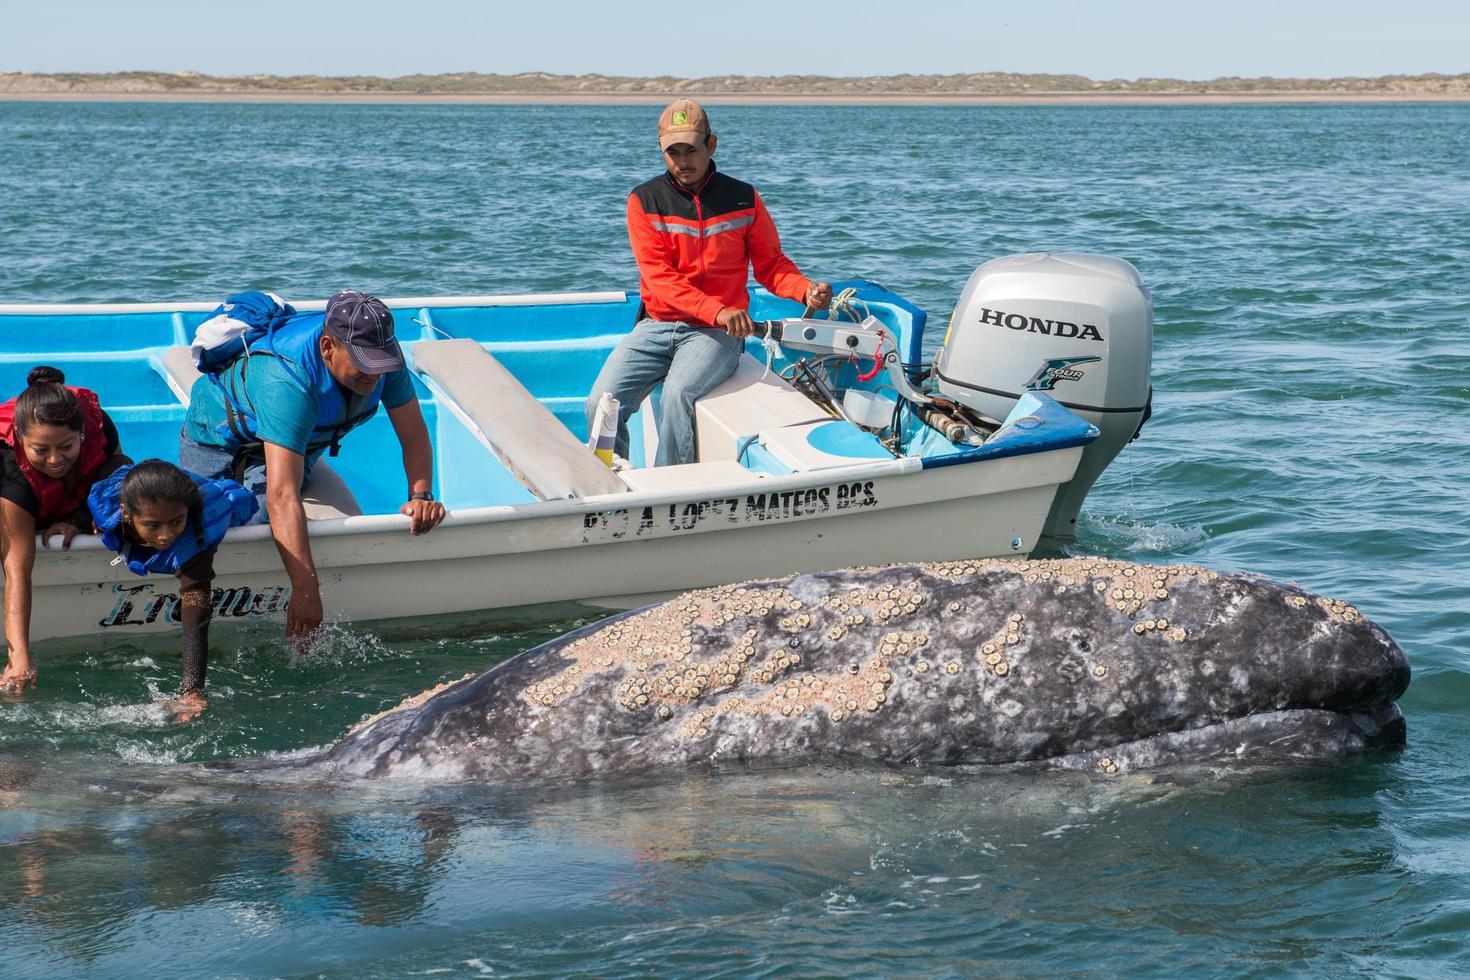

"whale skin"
[316,557,1410,781]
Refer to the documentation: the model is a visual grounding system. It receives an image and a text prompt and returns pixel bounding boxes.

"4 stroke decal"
[1025,355,1102,391]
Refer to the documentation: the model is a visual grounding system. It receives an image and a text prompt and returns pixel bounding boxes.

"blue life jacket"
[214,312,386,460]
[89,465,260,577]
[192,290,298,374]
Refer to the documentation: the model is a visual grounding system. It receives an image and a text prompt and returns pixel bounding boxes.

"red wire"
[854,329,885,382]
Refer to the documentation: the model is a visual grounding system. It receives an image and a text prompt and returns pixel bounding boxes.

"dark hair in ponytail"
[121,459,205,547]
[27,366,65,386]
[13,365,84,437]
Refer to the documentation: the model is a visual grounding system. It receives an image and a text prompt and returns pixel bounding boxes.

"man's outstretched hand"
[286,587,324,654]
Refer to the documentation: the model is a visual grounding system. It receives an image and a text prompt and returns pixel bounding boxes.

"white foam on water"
[257,745,331,763]
[823,893,864,916]
[1076,512,1209,555]
[1042,823,1082,838]
[282,619,394,668]
[10,699,173,734]
[113,744,182,765]
[99,700,175,727]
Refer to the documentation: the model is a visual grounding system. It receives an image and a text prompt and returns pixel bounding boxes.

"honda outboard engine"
[933,252,1152,540]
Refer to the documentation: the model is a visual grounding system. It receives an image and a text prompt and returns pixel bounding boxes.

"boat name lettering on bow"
[976,306,1103,342]
[581,481,878,543]
[99,582,292,628]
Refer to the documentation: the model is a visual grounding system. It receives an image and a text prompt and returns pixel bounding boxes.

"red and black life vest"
[0,387,110,524]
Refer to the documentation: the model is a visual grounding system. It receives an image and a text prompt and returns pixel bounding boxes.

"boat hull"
[25,447,1080,642]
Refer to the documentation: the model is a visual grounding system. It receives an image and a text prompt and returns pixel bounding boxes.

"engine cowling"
[934,252,1152,540]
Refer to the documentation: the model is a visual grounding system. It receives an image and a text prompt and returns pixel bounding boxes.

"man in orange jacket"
[587,99,832,466]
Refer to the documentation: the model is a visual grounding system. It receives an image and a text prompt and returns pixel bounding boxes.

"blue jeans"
[586,321,744,467]
[178,431,312,526]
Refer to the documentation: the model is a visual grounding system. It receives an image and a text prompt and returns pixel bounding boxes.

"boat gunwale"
[0,290,631,316]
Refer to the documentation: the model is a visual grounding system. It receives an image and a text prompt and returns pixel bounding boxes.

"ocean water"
[1,100,1468,977]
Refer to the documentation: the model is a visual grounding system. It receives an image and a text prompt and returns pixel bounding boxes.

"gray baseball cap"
[323,290,405,374]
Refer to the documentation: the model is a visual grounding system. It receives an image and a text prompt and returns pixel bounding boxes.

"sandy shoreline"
[4,91,1469,106]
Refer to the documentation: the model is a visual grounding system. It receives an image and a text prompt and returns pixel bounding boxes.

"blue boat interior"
[0,281,1093,516]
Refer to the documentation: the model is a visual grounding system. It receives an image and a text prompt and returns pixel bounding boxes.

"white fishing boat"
[0,253,1152,642]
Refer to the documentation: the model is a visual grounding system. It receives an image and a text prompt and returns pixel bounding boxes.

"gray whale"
[317,558,1409,781]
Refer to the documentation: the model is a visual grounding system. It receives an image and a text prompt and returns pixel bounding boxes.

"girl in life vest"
[88,460,258,721]
[0,367,129,692]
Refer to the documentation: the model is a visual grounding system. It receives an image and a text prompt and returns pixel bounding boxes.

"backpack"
[190,291,297,374]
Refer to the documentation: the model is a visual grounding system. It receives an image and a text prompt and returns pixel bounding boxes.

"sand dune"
[3,70,1468,103]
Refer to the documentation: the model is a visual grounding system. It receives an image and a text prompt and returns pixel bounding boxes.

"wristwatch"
[409,491,435,502]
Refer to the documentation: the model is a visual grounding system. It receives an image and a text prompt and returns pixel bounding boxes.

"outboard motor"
[933,252,1152,540]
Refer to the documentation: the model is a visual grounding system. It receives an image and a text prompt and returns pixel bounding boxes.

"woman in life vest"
[0,366,129,691]
[88,459,258,721]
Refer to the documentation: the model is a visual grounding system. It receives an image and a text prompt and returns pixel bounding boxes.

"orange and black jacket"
[627,163,811,327]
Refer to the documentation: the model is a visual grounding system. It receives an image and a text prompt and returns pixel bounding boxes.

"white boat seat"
[160,344,204,404]
[749,420,893,474]
[299,463,364,520]
[694,354,832,462]
[411,338,627,501]
[156,345,364,520]
[618,459,760,494]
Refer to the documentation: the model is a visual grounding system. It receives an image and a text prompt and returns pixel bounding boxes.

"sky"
[2,0,1467,81]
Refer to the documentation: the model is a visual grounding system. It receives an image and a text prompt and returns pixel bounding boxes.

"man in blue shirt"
[180,290,446,645]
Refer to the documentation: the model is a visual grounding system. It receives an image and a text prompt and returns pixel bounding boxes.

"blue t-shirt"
[185,356,416,460]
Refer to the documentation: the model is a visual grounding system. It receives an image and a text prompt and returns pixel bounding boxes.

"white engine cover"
[935,252,1153,539]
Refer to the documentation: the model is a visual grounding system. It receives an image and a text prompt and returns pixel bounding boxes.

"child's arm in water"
[172,550,215,722]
